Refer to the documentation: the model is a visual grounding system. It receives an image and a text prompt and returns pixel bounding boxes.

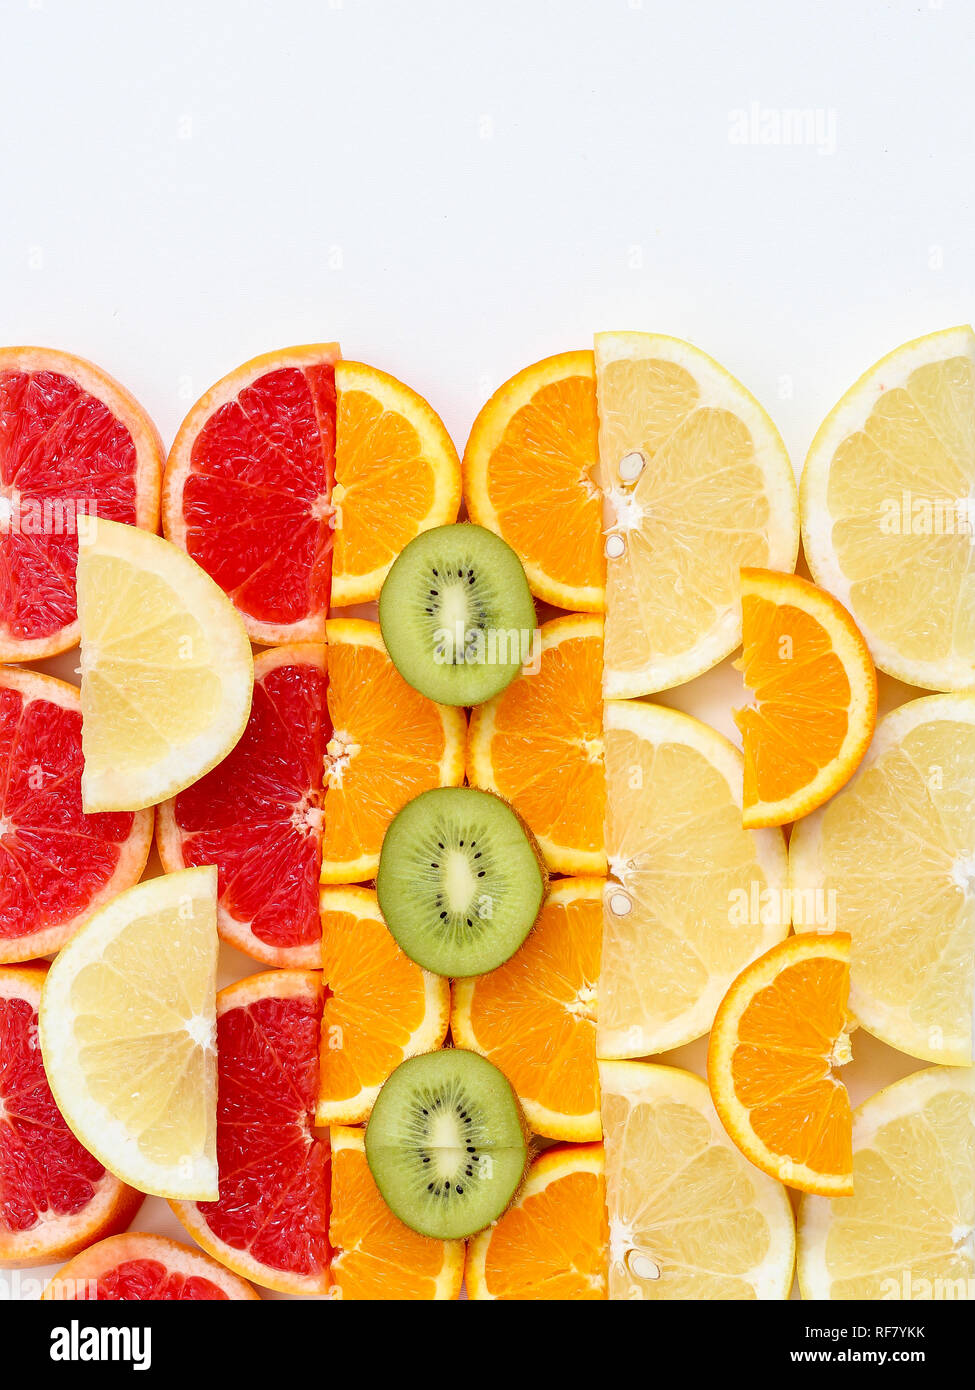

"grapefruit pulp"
[43,1233,260,1300]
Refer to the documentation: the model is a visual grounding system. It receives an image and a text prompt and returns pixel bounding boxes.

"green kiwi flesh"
[376,786,546,977]
[378,522,537,705]
[364,1049,529,1239]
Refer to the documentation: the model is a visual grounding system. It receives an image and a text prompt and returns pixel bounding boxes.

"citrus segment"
[800,325,975,690]
[77,517,253,812]
[43,1233,260,1300]
[317,886,450,1126]
[463,350,604,610]
[0,965,142,1267]
[451,878,601,1141]
[600,1061,795,1300]
[320,619,466,883]
[790,693,975,1064]
[595,332,800,695]
[157,644,328,968]
[798,1066,975,1300]
[735,569,876,826]
[466,614,606,874]
[171,970,330,1295]
[332,361,461,606]
[465,1144,608,1300]
[0,667,153,963]
[708,933,854,1196]
[0,346,163,661]
[599,700,790,1056]
[164,345,339,643]
[329,1126,464,1300]
[38,867,219,1201]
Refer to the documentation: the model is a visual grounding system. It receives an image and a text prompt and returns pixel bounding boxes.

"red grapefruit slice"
[43,1233,260,1300]
[170,970,330,1296]
[0,667,154,963]
[157,645,329,968]
[0,347,163,660]
[163,345,339,644]
[0,965,142,1266]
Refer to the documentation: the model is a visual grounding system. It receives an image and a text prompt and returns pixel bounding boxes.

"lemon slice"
[599,700,789,1057]
[801,326,975,691]
[39,867,219,1201]
[600,1061,795,1300]
[798,1066,975,1300]
[790,693,975,1064]
[78,517,253,812]
[596,333,799,696]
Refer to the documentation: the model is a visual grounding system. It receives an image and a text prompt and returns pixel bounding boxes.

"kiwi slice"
[376,786,546,977]
[365,1048,529,1239]
[378,522,537,706]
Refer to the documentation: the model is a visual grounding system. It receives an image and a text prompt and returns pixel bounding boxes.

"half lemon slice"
[39,867,219,1201]
[78,517,253,812]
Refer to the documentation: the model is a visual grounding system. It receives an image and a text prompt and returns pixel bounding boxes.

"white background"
[3,0,974,1298]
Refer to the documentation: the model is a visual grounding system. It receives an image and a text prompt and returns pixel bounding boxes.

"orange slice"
[463,351,604,611]
[735,569,877,827]
[329,1126,464,1300]
[465,1144,608,1300]
[466,614,606,875]
[317,886,450,1125]
[331,361,461,605]
[451,878,601,1141]
[708,932,854,1196]
[320,619,466,883]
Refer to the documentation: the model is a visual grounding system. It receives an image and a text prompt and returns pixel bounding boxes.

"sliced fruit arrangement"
[77,517,253,813]
[735,569,877,827]
[595,332,799,696]
[171,970,330,1296]
[317,885,450,1126]
[39,867,219,1201]
[798,1066,975,1300]
[379,522,537,706]
[466,1143,608,1300]
[164,346,463,639]
[600,1061,795,1299]
[42,1232,260,1300]
[708,933,854,1196]
[376,786,547,977]
[451,877,601,1141]
[599,700,790,1057]
[321,618,466,883]
[329,1125,464,1300]
[790,693,975,1064]
[332,360,462,605]
[466,613,606,875]
[163,344,339,643]
[0,346,163,661]
[0,965,142,1267]
[463,350,603,611]
[0,666,153,963]
[157,644,328,968]
[364,1048,529,1240]
[801,325,975,691]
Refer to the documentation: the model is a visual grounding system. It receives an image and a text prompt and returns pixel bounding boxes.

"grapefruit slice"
[157,644,329,968]
[0,965,142,1267]
[0,347,163,661]
[42,1233,260,1300]
[332,361,462,605]
[171,970,331,1296]
[317,886,450,1125]
[321,619,466,883]
[0,666,153,963]
[329,1126,464,1300]
[164,345,339,643]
